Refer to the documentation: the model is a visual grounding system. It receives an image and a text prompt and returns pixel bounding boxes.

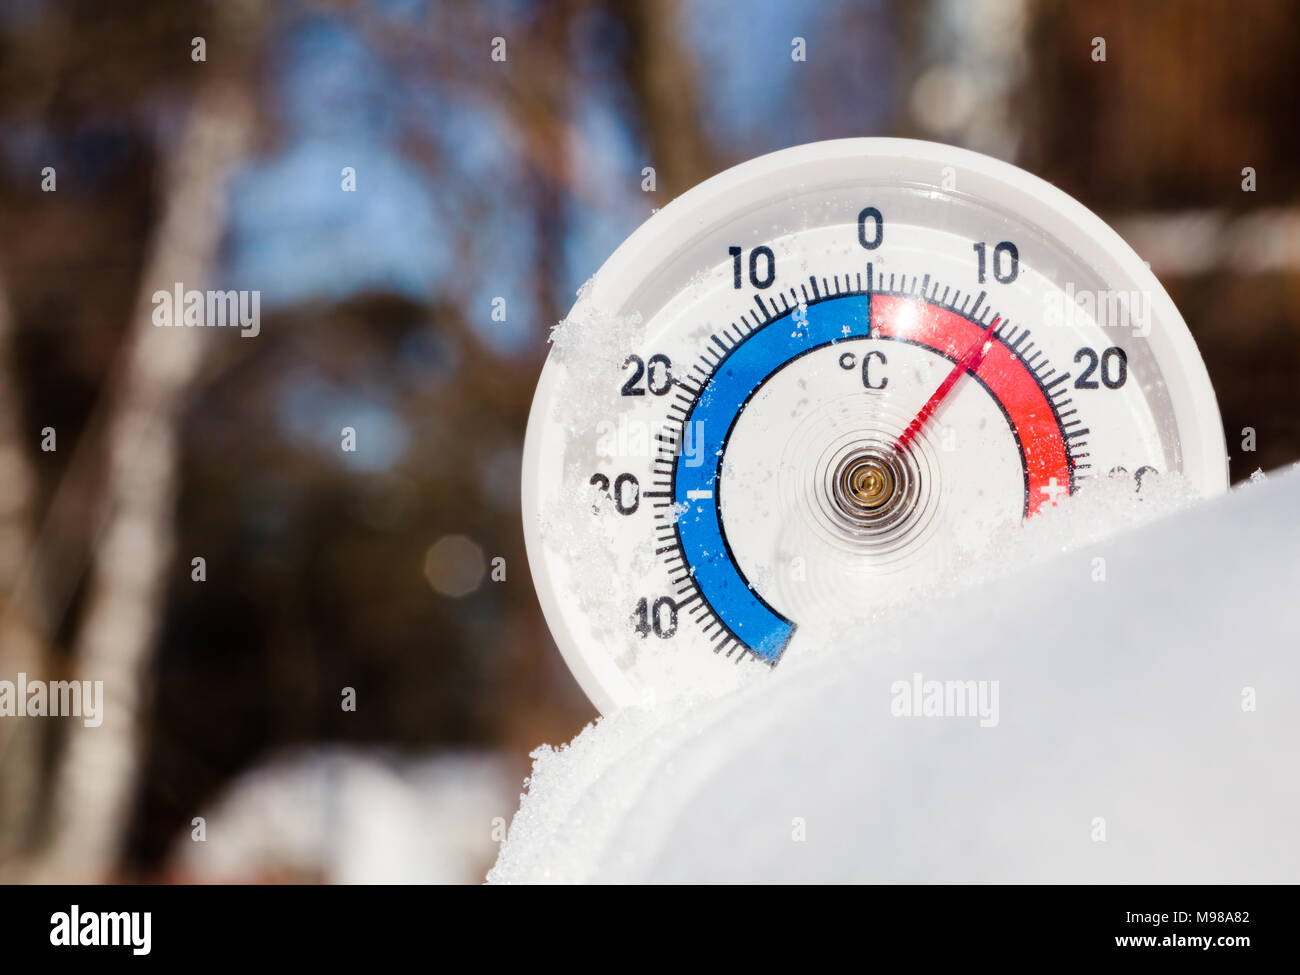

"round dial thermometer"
[523,139,1227,713]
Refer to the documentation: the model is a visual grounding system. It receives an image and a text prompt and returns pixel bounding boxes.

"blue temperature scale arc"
[673,293,873,663]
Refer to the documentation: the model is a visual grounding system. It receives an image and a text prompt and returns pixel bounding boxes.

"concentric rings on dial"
[779,390,945,569]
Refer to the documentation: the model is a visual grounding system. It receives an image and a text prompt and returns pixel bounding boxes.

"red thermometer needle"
[894,316,1001,452]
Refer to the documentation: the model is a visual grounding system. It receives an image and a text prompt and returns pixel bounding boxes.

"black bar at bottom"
[0,884,1281,962]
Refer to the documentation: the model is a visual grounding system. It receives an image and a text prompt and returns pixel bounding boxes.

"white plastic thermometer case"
[522,138,1229,715]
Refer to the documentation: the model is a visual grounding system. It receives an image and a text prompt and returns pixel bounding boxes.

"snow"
[173,747,514,884]
[490,465,1300,883]
[535,293,658,655]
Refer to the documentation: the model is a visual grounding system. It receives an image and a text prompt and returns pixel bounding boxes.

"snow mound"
[491,466,1300,883]
[173,747,514,884]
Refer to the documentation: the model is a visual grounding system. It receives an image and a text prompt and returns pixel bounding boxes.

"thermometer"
[522,139,1227,713]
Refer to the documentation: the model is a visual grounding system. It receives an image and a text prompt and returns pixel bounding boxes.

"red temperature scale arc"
[668,278,1075,664]
[877,293,1074,515]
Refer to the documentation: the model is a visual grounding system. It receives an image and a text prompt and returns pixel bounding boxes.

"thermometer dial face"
[523,139,1227,713]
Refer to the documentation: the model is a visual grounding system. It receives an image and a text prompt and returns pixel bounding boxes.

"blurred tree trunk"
[0,273,44,870]
[611,0,717,197]
[26,80,255,882]
[512,0,575,337]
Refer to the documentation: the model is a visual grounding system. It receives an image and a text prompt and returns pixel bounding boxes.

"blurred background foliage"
[0,0,1295,882]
